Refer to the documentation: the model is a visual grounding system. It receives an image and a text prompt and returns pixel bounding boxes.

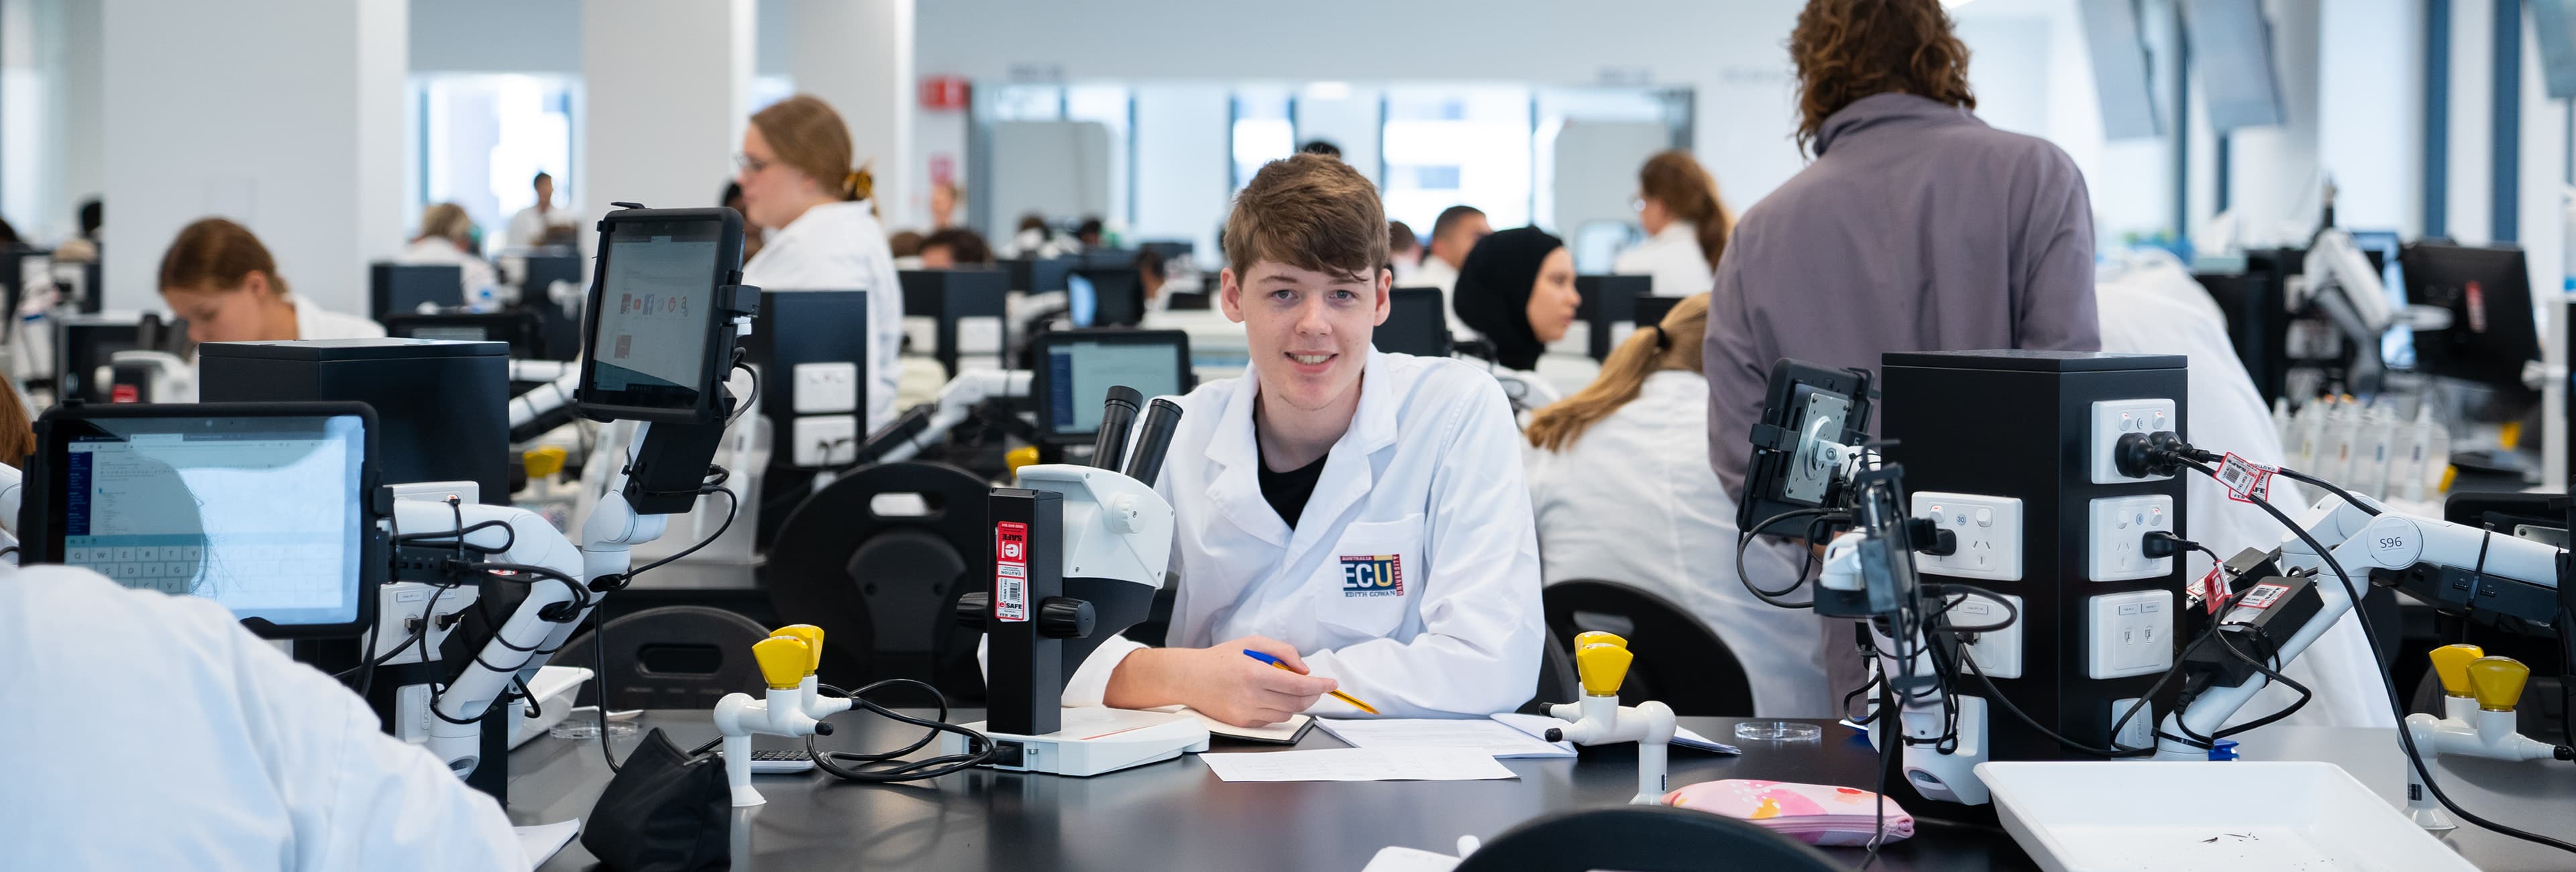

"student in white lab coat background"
[2094,251,2391,730]
[0,565,526,871]
[1522,293,1829,718]
[733,94,905,433]
[158,217,387,343]
[396,203,502,305]
[1611,150,1733,298]
[1066,154,1544,726]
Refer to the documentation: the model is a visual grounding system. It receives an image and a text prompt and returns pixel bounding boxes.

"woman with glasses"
[1612,150,1733,298]
[733,94,904,432]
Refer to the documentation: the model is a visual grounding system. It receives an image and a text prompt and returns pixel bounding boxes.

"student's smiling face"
[1222,260,1391,413]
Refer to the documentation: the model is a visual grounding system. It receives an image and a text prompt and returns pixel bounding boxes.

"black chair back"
[1544,580,1755,716]
[1456,806,1842,872]
[549,605,773,710]
[765,461,993,704]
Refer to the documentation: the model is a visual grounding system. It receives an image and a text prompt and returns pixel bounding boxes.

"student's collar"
[1216,350,1395,471]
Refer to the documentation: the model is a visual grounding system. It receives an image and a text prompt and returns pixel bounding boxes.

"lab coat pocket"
[1313,516,1422,639]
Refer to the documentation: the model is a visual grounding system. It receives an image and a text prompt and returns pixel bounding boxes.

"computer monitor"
[519,254,588,360]
[1574,274,1651,362]
[1377,287,1452,358]
[382,311,545,358]
[52,260,102,315]
[2400,242,2540,392]
[19,401,382,638]
[1002,257,1076,294]
[1630,294,1682,333]
[575,207,749,424]
[369,263,465,321]
[1031,329,1191,445]
[1068,267,1146,328]
[1138,241,1193,265]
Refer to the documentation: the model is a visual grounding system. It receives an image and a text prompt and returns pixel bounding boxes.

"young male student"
[1064,154,1544,726]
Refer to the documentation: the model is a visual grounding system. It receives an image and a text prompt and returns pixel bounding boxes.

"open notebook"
[1146,705,1316,744]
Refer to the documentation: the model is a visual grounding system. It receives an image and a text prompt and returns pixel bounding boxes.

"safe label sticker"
[1340,554,1404,597]
[2196,565,2228,614]
[2224,582,2292,624]
[2216,453,2273,504]
[995,521,1029,622]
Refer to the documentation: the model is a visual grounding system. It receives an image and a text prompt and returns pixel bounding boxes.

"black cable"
[628,485,739,580]
[2265,464,2381,517]
[727,360,759,426]
[591,610,621,773]
[2179,457,2576,856]
[805,679,995,782]
[1737,508,1837,608]
[333,583,451,681]
[1925,583,2017,634]
[1958,648,2159,758]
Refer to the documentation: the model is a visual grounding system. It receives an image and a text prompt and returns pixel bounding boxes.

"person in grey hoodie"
[1703,0,2101,698]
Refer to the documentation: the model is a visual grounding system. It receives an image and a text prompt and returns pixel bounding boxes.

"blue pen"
[1243,649,1379,714]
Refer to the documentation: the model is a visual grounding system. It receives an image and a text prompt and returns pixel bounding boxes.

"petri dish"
[1733,720,1824,742]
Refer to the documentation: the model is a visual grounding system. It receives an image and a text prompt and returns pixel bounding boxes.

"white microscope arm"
[2153,494,2563,758]
[391,497,590,777]
[865,368,1030,465]
[2301,228,2398,335]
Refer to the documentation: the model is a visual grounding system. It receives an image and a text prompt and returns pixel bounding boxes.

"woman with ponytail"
[735,93,905,431]
[1612,150,1733,297]
[1522,293,1827,717]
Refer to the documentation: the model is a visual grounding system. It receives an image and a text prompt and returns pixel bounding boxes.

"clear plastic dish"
[1733,720,1824,742]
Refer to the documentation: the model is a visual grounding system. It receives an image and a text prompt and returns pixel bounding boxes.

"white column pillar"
[580,0,754,221]
[791,0,914,228]
[99,0,405,315]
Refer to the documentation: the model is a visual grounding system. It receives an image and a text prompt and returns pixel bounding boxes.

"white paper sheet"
[515,820,580,868]
[1489,712,1743,755]
[1316,717,1576,759]
[1359,846,1464,872]
[1199,748,1517,782]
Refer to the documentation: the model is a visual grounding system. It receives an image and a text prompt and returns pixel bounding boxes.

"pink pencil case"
[1660,779,1914,847]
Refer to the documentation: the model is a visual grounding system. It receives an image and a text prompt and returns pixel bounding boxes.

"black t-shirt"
[1257,446,1331,529]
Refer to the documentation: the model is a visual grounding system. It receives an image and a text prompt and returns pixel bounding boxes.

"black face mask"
[582,727,733,871]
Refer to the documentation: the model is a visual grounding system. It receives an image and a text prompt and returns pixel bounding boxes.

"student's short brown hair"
[159,217,286,297]
[1222,154,1387,284]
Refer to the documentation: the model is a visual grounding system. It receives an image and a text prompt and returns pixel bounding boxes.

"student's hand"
[1104,635,1338,727]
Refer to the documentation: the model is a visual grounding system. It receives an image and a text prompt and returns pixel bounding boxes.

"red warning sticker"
[995,521,1029,622]
[2216,453,2274,504]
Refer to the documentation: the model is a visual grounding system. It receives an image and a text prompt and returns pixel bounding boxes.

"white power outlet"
[793,362,861,414]
[2088,494,2175,581]
[365,582,480,667]
[1951,590,2024,679]
[791,415,859,467]
[1911,492,2023,582]
[2089,398,2178,484]
[2087,590,2175,679]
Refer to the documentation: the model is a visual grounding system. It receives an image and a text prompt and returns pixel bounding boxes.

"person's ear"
[1218,267,1246,323]
[1373,268,1393,327]
[241,271,272,299]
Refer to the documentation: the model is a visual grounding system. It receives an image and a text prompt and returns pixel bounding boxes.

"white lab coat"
[505,205,576,251]
[1065,351,1546,718]
[1611,221,1715,297]
[0,566,527,871]
[395,238,500,303]
[290,292,388,341]
[2095,256,2393,729]
[1411,256,1460,295]
[742,200,905,432]
[1524,370,1829,716]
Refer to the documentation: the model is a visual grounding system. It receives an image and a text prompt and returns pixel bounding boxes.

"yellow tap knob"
[2427,644,2485,698]
[2466,656,2530,713]
[522,445,568,480]
[1576,642,1633,697]
[752,637,811,690]
[1006,445,1040,478]
[1572,631,1628,651]
[771,624,824,673]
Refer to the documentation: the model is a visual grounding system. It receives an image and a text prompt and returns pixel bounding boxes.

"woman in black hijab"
[1451,227,1580,371]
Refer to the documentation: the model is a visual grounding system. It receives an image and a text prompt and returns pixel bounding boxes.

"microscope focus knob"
[1037,597,1095,639]
[771,624,824,674]
[2428,644,2485,698]
[2466,656,2530,713]
[753,637,811,690]
[955,592,991,629]
[1576,642,1633,698]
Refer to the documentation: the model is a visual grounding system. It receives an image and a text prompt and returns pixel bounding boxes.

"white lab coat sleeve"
[221,604,528,871]
[1301,382,1544,717]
